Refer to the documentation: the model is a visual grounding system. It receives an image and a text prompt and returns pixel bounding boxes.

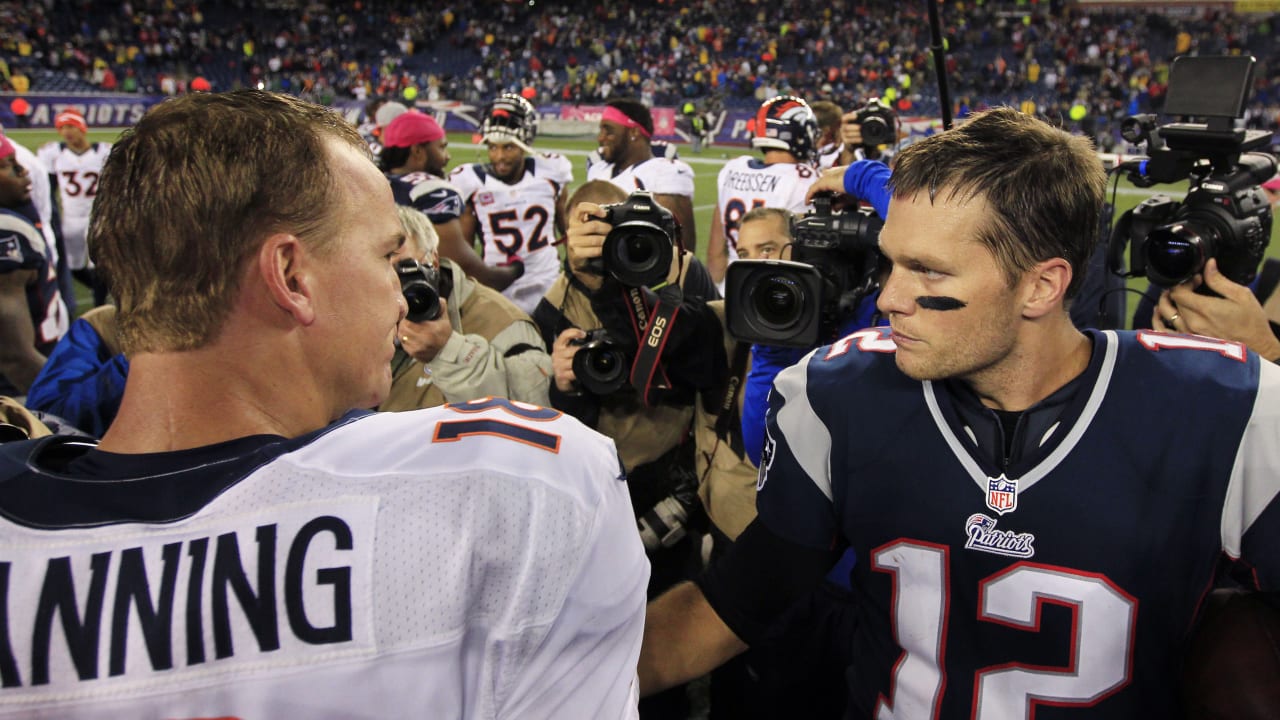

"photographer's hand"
[398,298,453,364]
[806,166,852,205]
[1152,259,1280,361]
[839,111,864,150]
[551,328,586,393]
[567,202,611,292]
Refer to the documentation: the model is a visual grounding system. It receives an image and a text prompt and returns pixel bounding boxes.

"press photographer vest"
[539,275,693,473]
[693,301,760,541]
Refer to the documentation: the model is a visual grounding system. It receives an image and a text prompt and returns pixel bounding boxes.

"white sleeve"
[498,438,647,719]
[448,165,481,201]
[1222,359,1280,570]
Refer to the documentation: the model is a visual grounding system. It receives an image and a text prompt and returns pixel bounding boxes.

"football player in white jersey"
[0,90,647,719]
[587,98,698,254]
[707,95,821,288]
[451,93,573,315]
[37,109,111,301]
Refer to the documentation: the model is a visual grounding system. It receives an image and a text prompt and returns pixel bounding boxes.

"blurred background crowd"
[0,0,1278,148]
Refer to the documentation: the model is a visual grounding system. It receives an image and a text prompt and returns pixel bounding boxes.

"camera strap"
[711,342,750,459]
[625,285,680,406]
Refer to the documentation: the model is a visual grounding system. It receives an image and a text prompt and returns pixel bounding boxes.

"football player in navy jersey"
[379,109,523,292]
[0,133,68,395]
[640,107,1280,718]
[0,91,647,718]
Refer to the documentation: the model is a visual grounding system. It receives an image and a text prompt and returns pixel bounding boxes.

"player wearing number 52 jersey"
[451,94,572,315]
[37,110,111,273]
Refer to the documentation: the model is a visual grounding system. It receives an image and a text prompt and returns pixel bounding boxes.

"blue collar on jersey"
[0,411,369,530]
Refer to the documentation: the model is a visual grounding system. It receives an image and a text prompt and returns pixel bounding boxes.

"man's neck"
[965,323,1092,413]
[618,147,653,170]
[67,140,91,154]
[761,150,799,166]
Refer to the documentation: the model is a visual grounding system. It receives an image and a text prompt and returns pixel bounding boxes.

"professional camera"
[852,98,897,148]
[396,258,445,323]
[725,196,883,347]
[597,190,678,288]
[570,328,632,396]
[1108,55,1276,289]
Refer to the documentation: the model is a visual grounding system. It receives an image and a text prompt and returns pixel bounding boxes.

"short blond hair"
[91,90,367,353]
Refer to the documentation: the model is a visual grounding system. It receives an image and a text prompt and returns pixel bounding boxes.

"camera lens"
[749,275,806,330]
[604,223,673,287]
[403,284,441,322]
[573,340,629,395]
[1147,222,1216,286]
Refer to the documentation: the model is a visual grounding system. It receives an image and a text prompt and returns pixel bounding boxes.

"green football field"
[8,126,1271,320]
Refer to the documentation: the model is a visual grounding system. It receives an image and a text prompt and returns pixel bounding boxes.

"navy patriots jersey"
[756,328,1280,718]
[386,172,465,225]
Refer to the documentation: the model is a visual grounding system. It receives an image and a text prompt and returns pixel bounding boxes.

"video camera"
[396,258,447,323]
[851,98,897,148]
[725,196,882,347]
[591,190,678,288]
[1108,55,1276,289]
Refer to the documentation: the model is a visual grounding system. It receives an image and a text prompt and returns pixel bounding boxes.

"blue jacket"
[25,317,128,438]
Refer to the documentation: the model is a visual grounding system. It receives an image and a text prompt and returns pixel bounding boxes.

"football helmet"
[751,95,819,164]
[482,93,539,153]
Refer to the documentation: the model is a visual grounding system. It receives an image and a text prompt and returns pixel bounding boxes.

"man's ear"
[1021,257,1073,320]
[259,233,317,326]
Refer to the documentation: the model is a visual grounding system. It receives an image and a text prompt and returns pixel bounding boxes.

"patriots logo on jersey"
[964,513,1036,558]
[986,473,1018,515]
[424,195,464,219]
[0,234,21,263]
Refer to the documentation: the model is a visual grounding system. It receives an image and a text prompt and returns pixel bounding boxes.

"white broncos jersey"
[36,142,112,270]
[587,156,695,199]
[451,154,573,315]
[0,400,647,719]
[715,156,818,259]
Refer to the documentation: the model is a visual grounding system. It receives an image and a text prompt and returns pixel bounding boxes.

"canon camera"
[595,191,678,288]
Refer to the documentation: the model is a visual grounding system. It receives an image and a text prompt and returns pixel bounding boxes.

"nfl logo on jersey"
[986,474,1018,515]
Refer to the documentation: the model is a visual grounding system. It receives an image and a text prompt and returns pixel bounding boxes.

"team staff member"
[587,98,698,254]
[640,107,1280,716]
[0,90,647,718]
[382,206,551,410]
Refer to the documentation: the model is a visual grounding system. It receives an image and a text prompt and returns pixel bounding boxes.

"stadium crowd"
[2,0,1280,140]
[1,2,1280,718]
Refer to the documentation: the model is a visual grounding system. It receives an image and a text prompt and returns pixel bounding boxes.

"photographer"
[1143,257,1280,362]
[534,180,720,720]
[380,206,551,411]
[738,160,892,466]
[836,98,898,166]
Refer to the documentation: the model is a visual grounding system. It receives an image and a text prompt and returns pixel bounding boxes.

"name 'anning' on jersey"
[0,399,647,718]
[451,154,572,315]
[754,328,1280,718]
